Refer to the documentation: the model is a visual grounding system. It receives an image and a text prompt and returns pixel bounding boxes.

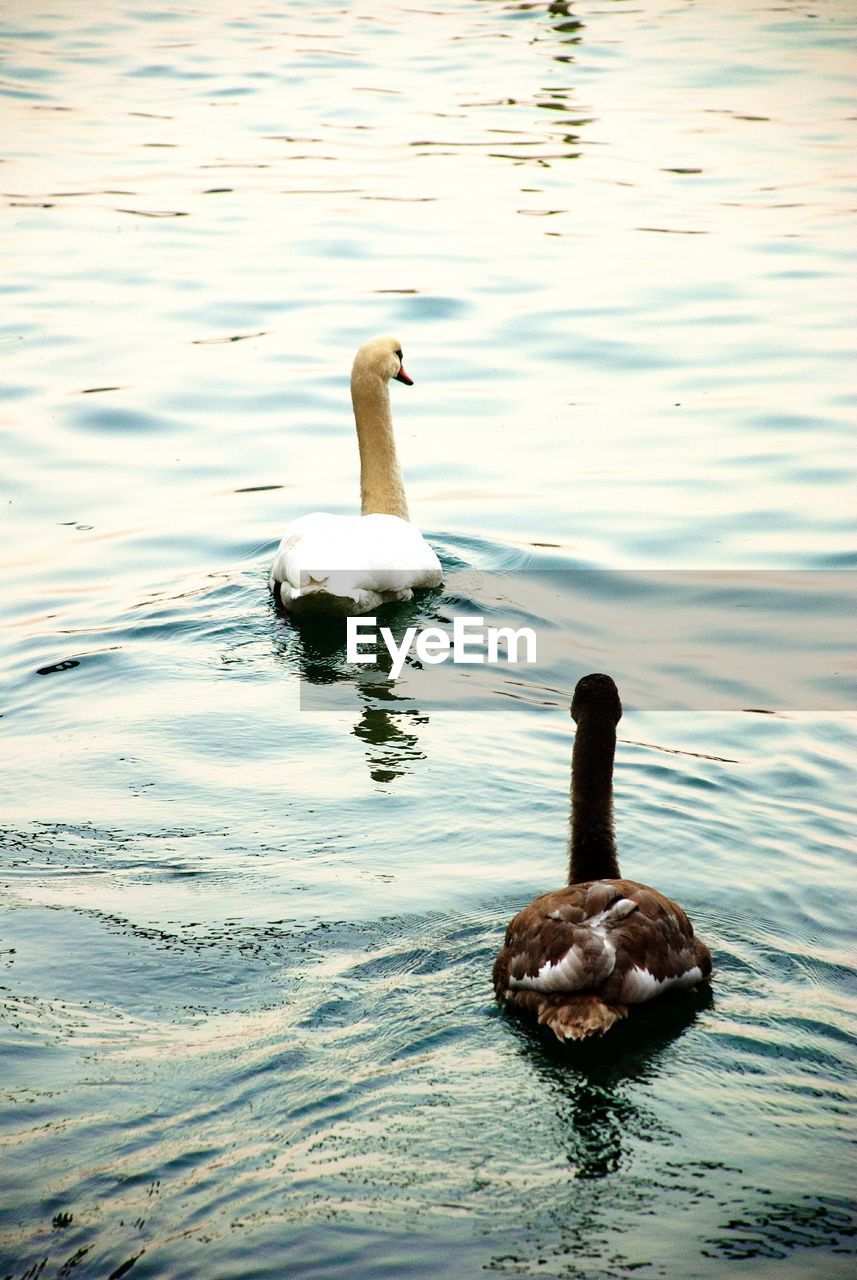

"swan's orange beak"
[394,364,413,386]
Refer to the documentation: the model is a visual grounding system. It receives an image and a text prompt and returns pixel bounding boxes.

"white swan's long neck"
[351,366,410,520]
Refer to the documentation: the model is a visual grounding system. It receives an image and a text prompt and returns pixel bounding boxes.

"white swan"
[270,336,442,616]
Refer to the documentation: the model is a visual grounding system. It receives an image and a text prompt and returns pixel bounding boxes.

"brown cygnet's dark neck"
[568,715,620,884]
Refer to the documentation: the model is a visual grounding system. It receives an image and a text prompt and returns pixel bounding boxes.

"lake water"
[1,1,855,1277]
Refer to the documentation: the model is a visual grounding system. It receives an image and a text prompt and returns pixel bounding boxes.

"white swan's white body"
[271,336,442,616]
[271,511,441,616]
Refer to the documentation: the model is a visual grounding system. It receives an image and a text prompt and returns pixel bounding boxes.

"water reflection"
[270,603,432,784]
[545,0,585,67]
[275,610,349,686]
[352,680,428,785]
[509,988,713,1180]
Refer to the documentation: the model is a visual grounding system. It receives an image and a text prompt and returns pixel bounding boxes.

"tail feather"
[536,994,629,1042]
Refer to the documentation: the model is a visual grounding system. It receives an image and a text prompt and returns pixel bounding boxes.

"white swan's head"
[352,335,413,387]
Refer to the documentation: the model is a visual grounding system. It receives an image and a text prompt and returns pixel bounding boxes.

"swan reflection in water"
[508,985,714,1181]
[351,674,429,785]
[271,604,431,785]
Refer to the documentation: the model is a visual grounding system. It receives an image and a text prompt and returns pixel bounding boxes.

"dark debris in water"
[34,645,120,676]
[637,225,709,235]
[115,208,188,218]
[191,330,267,345]
[35,658,80,676]
[620,737,739,764]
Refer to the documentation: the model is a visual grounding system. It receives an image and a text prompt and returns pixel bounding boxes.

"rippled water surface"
[1,1,855,1277]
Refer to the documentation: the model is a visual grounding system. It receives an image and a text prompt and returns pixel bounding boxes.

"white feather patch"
[509,944,593,993]
[621,964,704,1004]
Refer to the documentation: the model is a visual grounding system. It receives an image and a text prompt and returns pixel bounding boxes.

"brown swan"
[493,673,712,1042]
